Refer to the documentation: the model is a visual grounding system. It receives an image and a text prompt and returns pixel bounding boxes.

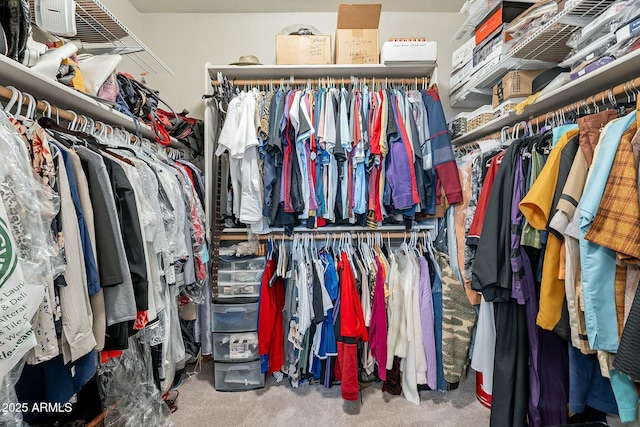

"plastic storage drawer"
[214,360,265,391]
[213,332,259,362]
[218,257,266,271]
[216,281,260,299]
[218,270,263,283]
[212,302,258,332]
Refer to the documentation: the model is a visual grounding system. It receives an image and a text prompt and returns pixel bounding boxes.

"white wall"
[100,0,144,73]
[137,12,466,119]
[101,0,142,32]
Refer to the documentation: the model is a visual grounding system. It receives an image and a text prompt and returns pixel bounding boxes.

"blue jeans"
[431,273,446,391]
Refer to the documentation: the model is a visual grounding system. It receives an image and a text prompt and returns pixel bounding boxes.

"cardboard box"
[475,2,533,45]
[492,85,502,108]
[381,41,437,64]
[493,69,546,105]
[276,35,332,65]
[335,4,381,64]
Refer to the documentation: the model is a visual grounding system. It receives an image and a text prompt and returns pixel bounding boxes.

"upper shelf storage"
[451,0,538,41]
[451,47,640,145]
[450,0,617,108]
[205,63,437,81]
[0,54,183,149]
[28,0,172,75]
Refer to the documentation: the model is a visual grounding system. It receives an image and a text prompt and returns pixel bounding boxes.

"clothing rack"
[479,75,640,142]
[0,83,136,137]
[219,231,431,241]
[0,83,183,157]
[210,76,433,88]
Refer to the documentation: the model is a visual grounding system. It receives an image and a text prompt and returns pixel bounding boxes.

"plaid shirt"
[585,125,640,263]
[585,125,640,343]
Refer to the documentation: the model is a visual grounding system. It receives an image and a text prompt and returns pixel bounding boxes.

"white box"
[616,16,640,44]
[381,41,437,64]
[471,47,502,77]
[450,60,473,92]
[452,37,476,70]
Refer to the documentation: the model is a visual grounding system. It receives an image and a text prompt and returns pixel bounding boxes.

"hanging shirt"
[422,89,463,205]
[580,112,637,352]
[520,128,578,331]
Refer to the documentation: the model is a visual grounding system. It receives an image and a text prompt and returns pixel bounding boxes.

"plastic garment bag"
[97,336,173,427]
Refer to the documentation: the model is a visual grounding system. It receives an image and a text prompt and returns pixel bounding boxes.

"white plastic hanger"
[23,93,37,121]
[67,110,78,131]
[3,86,21,117]
[42,100,52,119]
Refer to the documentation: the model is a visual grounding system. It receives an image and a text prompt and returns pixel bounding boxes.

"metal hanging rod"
[219,231,429,242]
[211,76,432,87]
[1,83,149,146]
[2,84,93,124]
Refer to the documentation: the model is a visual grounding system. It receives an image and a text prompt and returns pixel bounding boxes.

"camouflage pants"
[436,251,477,384]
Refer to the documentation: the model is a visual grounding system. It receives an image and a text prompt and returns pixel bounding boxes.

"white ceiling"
[130,0,466,14]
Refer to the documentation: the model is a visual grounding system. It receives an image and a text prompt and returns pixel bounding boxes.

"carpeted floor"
[170,361,491,427]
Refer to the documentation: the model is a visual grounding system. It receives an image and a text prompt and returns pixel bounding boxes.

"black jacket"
[472,138,527,302]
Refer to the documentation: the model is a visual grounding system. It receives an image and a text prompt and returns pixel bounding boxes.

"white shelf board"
[451,47,640,145]
[0,55,184,149]
[206,63,437,81]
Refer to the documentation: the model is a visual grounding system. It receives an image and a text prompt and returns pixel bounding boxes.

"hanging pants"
[491,299,529,427]
[337,341,358,401]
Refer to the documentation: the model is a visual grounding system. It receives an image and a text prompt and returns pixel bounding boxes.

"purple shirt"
[419,256,437,389]
[512,155,542,427]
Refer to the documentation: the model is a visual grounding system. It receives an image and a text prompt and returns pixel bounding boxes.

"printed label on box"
[223,285,254,295]
[230,343,252,359]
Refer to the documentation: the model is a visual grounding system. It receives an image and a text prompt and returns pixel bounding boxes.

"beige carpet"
[170,361,491,427]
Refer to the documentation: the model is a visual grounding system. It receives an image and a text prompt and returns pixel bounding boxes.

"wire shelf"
[29,0,173,75]
[452,0,502,40]
[450,0,617,108]
[512,23,575,62]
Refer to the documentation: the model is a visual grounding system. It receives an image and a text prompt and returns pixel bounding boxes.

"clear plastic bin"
[218,270,263,283]
[216,281,260,299]
[214,360,265,391]
[218,256,266,271]
[212,302,259,332]
[213,332,259,362]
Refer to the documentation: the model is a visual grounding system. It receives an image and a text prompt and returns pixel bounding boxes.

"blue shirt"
[52,142,101,296]
[579,112,636,352]
[552,124,578,148]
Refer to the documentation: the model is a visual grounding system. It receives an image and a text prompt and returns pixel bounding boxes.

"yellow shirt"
[520,128,579,331]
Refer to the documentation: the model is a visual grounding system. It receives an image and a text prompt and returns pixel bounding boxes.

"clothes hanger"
[42,100,52,120]
[41,114,135,166]
[2,86,20,117]
[11,89,26,120]
[413,231,420,256]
